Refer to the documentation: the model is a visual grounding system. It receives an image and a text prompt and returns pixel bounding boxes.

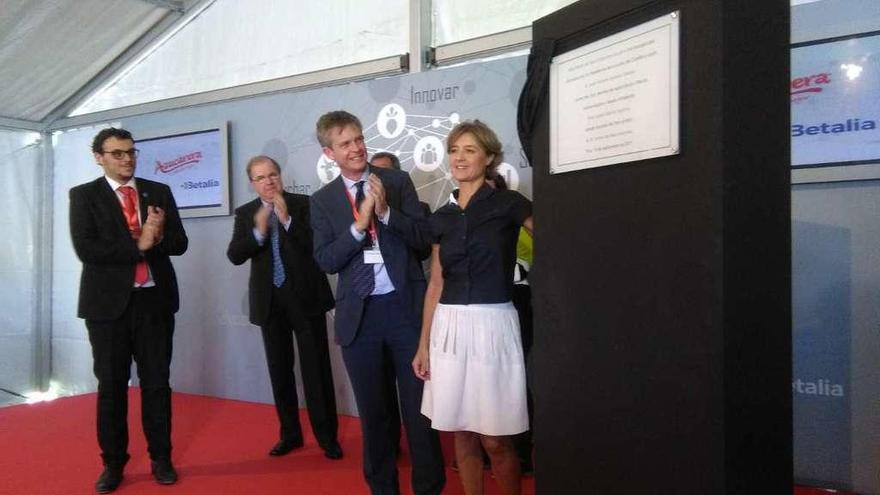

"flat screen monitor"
[135,123,231,218]
[791,30,880,181]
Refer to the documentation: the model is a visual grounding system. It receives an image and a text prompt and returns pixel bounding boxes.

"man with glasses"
[226,155,342,461]
[69,127,188,493]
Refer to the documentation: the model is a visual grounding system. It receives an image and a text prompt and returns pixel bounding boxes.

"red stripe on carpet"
[795,489,859,495]
[0,390,535,494]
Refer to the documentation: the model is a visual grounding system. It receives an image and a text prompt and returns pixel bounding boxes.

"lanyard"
[345,186,377,245]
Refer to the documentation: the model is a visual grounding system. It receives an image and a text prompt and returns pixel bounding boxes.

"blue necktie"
[354,180,365,206]
[354,180,373,248]
[351,181,374,297]
[270,209,285,288]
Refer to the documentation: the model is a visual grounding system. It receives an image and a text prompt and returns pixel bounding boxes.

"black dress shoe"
[151,459,178,485]
[95,465,124,494]
[269,438,304,456]
[321,441,344,460]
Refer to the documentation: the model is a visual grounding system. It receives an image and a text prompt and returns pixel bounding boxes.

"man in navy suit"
[310,111,445,495]
[69,128,188,493]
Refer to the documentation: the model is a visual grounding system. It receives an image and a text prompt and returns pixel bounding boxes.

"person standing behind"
[69,127,188,494]
[310,111,445,495]
[367,151,405,457]
[372,151,432,261]
[226,155,342,460]
[369,151,400,172]
[511,227,535,476]
[413,120,533,495]
[369,149,433,459]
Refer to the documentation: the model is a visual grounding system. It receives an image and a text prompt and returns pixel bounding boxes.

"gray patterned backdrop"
[50,55,531,417]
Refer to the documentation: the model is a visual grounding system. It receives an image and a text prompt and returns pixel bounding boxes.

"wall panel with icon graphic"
[303,61,532,209]
[50,56,531,418]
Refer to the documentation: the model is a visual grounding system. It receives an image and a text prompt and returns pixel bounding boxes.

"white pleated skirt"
[420,302,529,436]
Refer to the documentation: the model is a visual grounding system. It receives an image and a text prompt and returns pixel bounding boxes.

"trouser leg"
[87,314,133,467]
[385,293,445,495]
[341,295,401,495]
[294,314,339,447]
[131,288,175,461]
[261,309,303,443]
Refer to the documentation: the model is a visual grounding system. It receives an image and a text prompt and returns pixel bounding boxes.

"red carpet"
[0,389,534,494]
[0,390,855,494]
[797,490,858,495]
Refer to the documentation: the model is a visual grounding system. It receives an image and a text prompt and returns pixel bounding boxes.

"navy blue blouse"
[430,184,532,304]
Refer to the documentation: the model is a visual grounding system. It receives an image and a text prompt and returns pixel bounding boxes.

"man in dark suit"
[310,111,445,495]
[369,151,401,171]
[371,150,433,233]
[226,155,342,460]
[69,127,188,494]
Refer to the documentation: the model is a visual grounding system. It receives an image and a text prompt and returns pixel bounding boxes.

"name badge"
[364,248,384,264]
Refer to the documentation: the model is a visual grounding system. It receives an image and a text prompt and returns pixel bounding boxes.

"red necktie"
[118,186,149,285]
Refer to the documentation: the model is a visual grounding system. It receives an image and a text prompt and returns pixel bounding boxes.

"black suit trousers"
[260,281,338,447]
[86,287,174,467]
[340,291,445,495]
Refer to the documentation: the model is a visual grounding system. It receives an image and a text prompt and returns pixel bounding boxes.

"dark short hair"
[246,155,281,179]
[316,110,362,148]
[92,127,133,154]
[371,151,401,170]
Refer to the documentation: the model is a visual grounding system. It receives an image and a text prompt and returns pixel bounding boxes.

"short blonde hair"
[316,111,362,148]
[446,120,504,174]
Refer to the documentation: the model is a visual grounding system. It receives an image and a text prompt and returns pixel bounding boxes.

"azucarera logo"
[155,151,203,174]
[791,72,831,96]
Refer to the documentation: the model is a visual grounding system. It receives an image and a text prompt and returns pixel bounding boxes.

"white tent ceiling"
[0,0,187,126]
[1,0,876,132]
[0,0,413,131]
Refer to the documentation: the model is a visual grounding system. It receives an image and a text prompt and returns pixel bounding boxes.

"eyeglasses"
[251,172,280,184]
[101,148,139,159]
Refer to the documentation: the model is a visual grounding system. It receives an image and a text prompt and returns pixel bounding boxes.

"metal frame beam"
[33,131,54,391]
[409,0,432,72]
[430,26,532,67]
[0,116,43,132]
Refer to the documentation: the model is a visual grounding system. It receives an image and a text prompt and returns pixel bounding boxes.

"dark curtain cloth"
[516,37,556,166]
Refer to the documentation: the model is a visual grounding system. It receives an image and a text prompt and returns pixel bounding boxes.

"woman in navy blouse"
[413,120,534,495]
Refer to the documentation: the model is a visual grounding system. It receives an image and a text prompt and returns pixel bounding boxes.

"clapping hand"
[138,206,165,251]
[272,193,289,226]
[254,204,272,236]
[368,173,387,217]
[355,192,375,233]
